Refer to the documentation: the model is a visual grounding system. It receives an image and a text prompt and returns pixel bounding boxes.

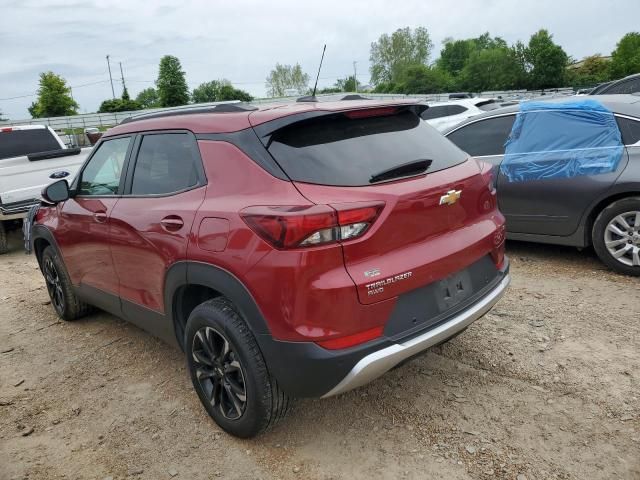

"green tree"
[135,88,160,109]
[335,75,358,91]
[192,80,253,103]
[265,63,309,97]
[318,86,343,94]
[437,39,475,77]
[156,55,189,107]
[568,55,612,87]
[28,71,78,118]
[396,65,452,94]
[216,84,252,102]
[525,29,569,89]
[97,88,142,113]
[460,47,525,91]
[370,27,433,85]
[610,32,640,78]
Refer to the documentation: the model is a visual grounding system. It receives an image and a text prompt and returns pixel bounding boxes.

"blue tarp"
[500,99,624,182]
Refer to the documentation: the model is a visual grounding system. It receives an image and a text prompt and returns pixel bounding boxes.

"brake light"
[316,326,384,350]
[344,107,398,119]
[240,202,384,249]
[1,127,13,132]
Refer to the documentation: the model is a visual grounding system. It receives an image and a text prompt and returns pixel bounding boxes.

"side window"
[421,106,450,120]
[78,137,130,195]
[447,115,516,157]
[616,117,640,145]
[130,133,202,195]
[447,105,468,115]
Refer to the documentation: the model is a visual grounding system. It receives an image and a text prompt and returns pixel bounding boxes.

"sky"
[1,0,639,119]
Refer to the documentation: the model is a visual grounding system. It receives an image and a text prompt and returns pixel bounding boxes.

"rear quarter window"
[616,116,640,145]
[267,109,469,186]
[0,129,61,160]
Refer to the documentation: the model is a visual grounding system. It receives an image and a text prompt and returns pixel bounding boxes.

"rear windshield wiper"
[369,159,432,184]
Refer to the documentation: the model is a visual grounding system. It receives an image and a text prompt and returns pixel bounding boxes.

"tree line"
[18,28,640,119]
[369,28,640,94]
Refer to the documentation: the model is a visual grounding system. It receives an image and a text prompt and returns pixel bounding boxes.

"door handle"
[160,216,184,232]
[93,211,107,223]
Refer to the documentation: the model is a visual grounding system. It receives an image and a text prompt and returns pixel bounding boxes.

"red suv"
[29,100,510,437]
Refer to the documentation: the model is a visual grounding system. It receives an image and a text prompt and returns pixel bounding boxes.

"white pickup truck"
[0,125,92,253]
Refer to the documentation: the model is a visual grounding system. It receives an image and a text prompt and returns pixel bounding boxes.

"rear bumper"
[322,272,510,397]
[259,259,510,398]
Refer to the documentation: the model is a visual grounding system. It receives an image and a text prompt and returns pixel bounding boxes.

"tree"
[460,47,525,91]
[156,55,189,107]
[0,109,6,121]
[610,32,640,78]
[192,80,253,103]
[135,87,160,109]
[437,39,475,77]
[525,29,569,89]
[28,71,78,118]
[396,65,452,94]
[97,88,142,113]
[370,27,433,85]
[568,55,612,87]
[335,75,358,92]
[265,63,309,97]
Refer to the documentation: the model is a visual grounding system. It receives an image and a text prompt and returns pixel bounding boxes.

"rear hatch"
[260,106,501,305]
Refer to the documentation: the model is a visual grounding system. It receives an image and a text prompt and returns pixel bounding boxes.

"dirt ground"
[0,229,638,480]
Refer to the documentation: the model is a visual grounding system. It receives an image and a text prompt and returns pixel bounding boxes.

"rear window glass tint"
[268,109,468,186]
[421,105,468,120]
[0,129,61,160]
[447,115,516,157]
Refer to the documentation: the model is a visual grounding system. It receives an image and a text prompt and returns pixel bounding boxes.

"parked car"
[590,73,640,95]
[0,125,91,253]
[28,101,510,437]
[421,98,517,131]
[443,94,640,275]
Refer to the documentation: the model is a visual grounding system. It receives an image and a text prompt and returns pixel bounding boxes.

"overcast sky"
[1,0,639,119]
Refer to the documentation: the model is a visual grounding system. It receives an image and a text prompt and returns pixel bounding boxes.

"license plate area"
[384,255,499,340]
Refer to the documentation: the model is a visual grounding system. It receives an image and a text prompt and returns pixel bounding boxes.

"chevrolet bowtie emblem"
[439,189,462,206]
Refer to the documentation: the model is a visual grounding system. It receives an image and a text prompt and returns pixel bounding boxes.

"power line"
[0,80,111,101]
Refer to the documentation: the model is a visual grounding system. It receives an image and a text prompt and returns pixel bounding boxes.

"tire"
[592,197,640,276]
[0,221,8,255]
[41,246,93,320]
[185,297,290,438]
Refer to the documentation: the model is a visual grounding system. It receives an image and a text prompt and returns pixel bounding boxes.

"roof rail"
[120,103,258,124]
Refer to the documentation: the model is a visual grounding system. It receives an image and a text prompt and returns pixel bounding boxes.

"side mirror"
[42,179,70,204]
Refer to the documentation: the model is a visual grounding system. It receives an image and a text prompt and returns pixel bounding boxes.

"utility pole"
[106,55,115,99]
[353,61,358,93]
[119,62,126,95]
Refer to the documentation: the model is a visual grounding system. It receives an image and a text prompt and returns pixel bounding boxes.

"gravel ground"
[1,229,639,480]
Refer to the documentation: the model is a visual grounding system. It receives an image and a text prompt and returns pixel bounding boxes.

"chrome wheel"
[192,326,247,420]
[604,211,640,267]
[43,257,65,312]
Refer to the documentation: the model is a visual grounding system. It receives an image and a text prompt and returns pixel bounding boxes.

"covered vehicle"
[443,94,640,275]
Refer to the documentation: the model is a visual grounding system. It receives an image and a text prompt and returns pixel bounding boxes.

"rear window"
[267,109,468,186]
[0,129,61,160]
